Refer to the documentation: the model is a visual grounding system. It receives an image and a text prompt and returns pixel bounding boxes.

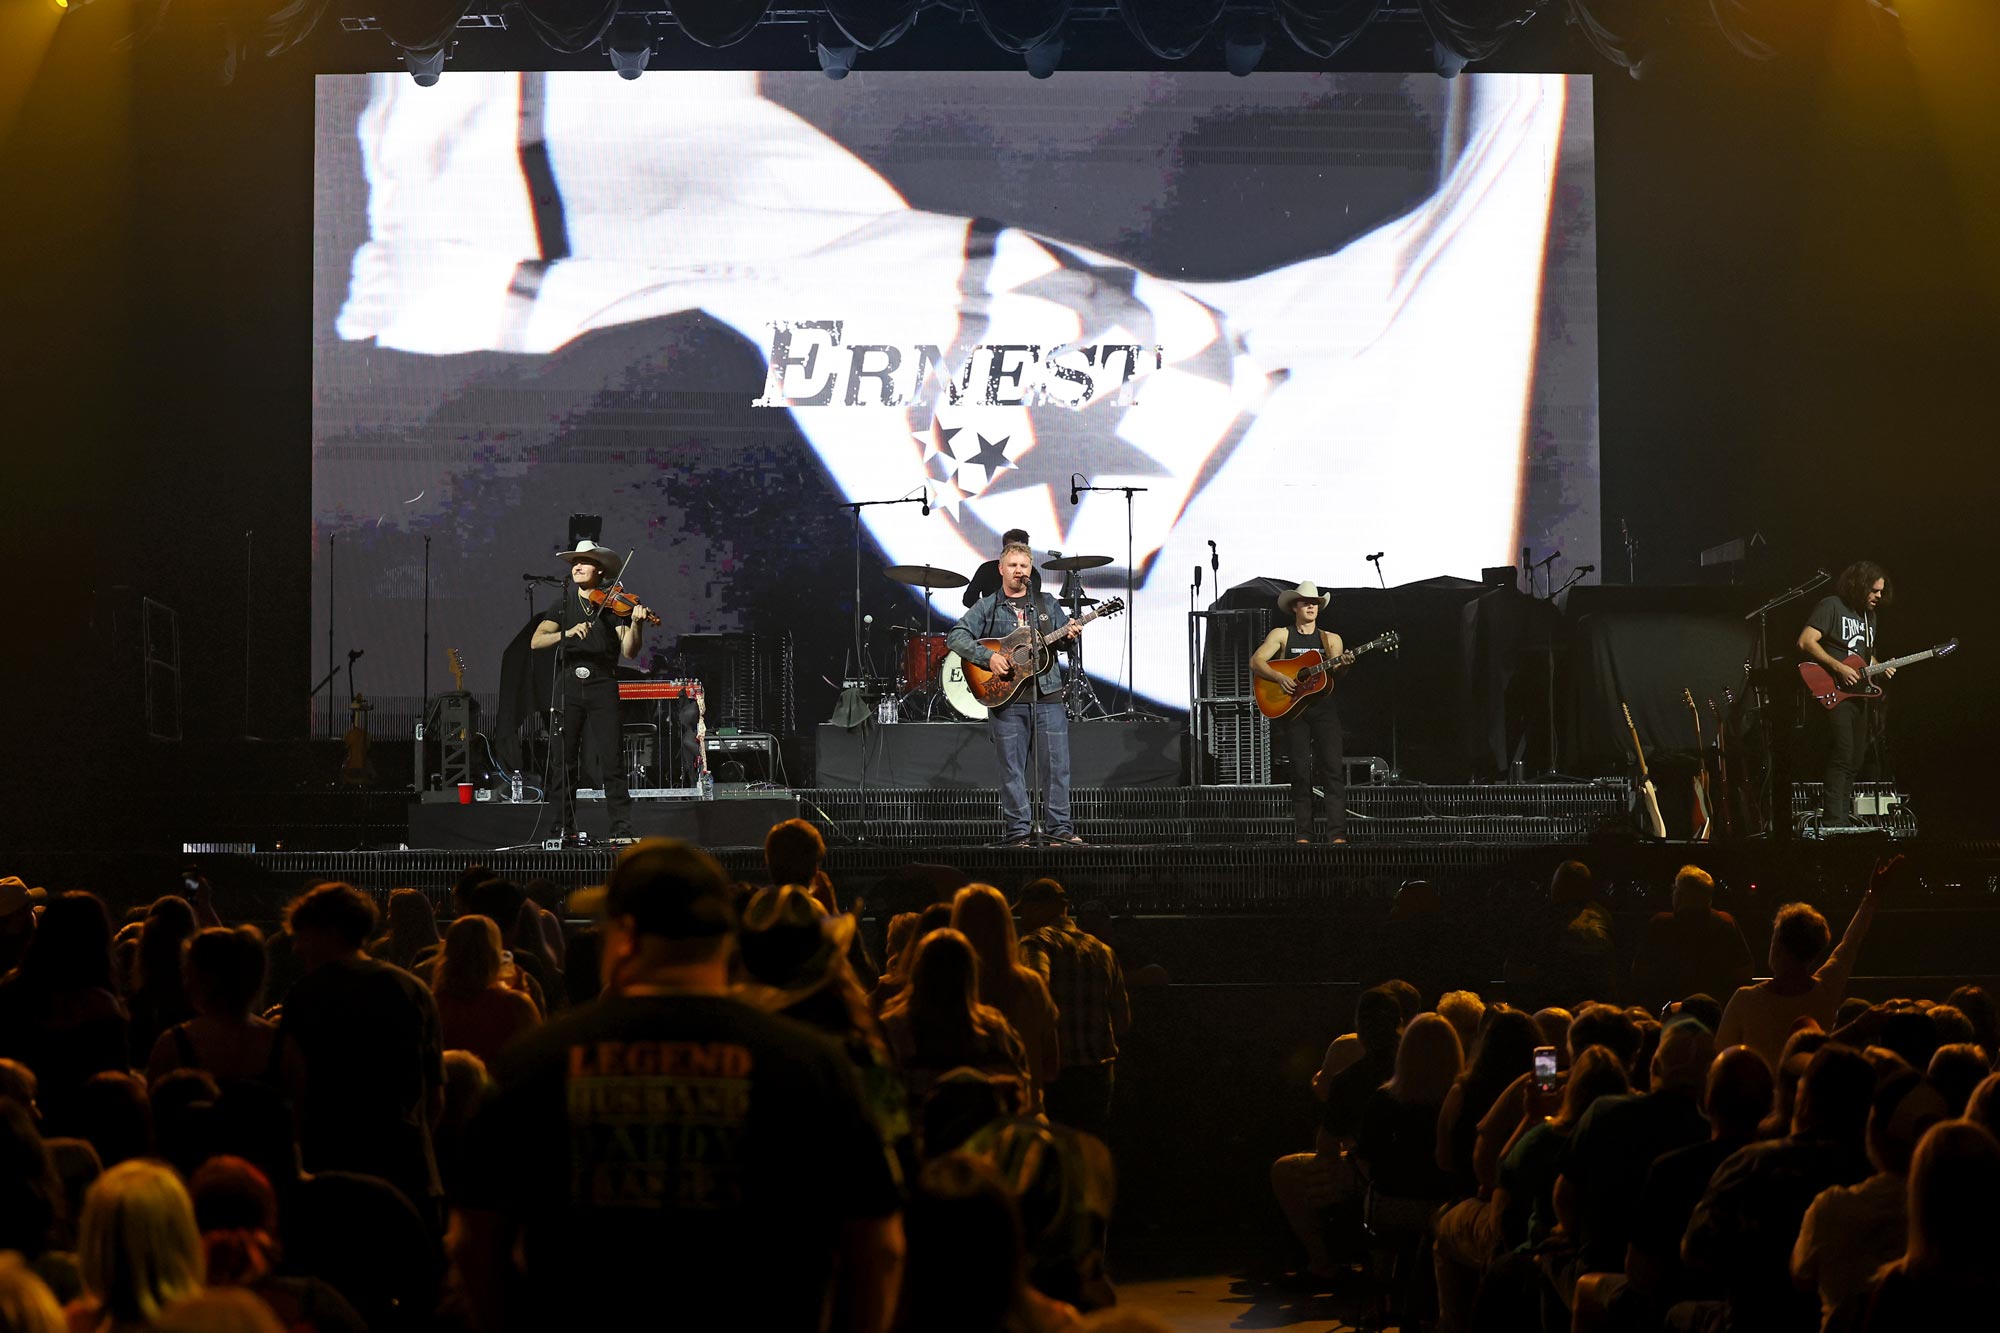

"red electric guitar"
[1798,639,1957,710]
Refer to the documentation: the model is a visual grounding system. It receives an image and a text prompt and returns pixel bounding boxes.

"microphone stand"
[421,535,431,753]
[1368,553,1403,782]
[1535,560,1590,782]
[835,494,925,843]
[1744,568,1829,842]
[1075,481,1153,718]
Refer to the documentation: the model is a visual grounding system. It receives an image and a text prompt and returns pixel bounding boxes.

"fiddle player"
[532,541,649,842]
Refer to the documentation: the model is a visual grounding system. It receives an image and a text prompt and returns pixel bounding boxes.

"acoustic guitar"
[1622,701,1668,839]
[1798,639,1957,710]
[1683,689,1712,843]
[957,598,1125,709]
[1252,631,1401,721]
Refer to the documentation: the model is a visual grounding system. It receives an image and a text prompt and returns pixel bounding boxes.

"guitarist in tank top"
[1250,581,1355,843]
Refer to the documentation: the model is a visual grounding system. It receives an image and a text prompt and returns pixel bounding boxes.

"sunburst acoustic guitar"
[957,598,1125,708]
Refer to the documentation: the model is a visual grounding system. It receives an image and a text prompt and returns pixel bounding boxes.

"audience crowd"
[0,817,1135,1332]
[5,830,1994,1333]
[1272,855,2000,1332]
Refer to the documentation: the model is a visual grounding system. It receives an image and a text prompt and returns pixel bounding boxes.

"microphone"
[1069,474,1081,507]
[920,488,930,517]
[1366,551,1384,562]
[1576,564,1597,575]
[1208,539,1218,573]
[347,649,364,660]
[1194,565,1203,592]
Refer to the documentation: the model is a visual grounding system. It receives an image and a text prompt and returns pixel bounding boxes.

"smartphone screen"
[1533,1046,1559,1093]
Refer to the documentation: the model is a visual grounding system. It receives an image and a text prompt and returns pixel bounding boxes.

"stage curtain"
[1118,0,1227,60]
[516,0,623,52]
[1416,0,1532,62]
[380,0,477,53]
[971,0,1072,52]
[668,0,772,47]
[1275,0,1384,59]
[827,0,925,50]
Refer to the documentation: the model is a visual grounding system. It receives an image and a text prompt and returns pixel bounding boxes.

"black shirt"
[551,585,627,673]
[962,559,1041,607]
[1806,595,1873,660]
[461,991,901,1329]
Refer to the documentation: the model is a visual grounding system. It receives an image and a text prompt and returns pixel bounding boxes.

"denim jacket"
[947,592,1072,700]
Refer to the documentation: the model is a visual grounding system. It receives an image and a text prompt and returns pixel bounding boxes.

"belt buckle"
[574,665,592,680]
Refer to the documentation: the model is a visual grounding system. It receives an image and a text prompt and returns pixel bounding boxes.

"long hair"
[1457,1007,1543,1117]
[1386,1013,1464,1107]
[950,884,1036,1012]
[1556,1045,1633,1130]
[0,1097,64,1258]
[1836,560,1893,611]
[20,891,115,992]
[432,915,505,1001]
[1902,1119,2000,1283]
[372,888,440,967]
[881,929,1008,1066]
[0,1253,65,1333]
[136,896,199,1001]
[77,1159,204,1324]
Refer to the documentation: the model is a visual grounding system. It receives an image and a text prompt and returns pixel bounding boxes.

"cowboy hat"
[557,540,623,578]
[0,876,47,920]
[735,884,858,1011]
[1277,580,1330,613]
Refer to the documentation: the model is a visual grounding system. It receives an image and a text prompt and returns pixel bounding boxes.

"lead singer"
[948,543,1084,847]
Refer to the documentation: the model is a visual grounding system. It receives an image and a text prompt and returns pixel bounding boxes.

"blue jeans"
[988,697,1072,838]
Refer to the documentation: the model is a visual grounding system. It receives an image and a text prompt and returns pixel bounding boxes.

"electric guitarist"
[946,542,1083,847]
[1797,561,1895,830]
[1250,581,1354,844]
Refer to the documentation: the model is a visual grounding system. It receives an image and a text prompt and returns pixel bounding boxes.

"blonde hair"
[1387,1013,1464,1107]
[950,884,1039,1011]
[78,1159,204,1324]
[432,914,505,1000]
[154,1289,285,1333]
[1436,991,1486,1051]
[0,1252,65,1333]
[999,542,1033,563]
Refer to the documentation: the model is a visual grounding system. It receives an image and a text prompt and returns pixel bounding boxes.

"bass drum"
[941,654,989,721]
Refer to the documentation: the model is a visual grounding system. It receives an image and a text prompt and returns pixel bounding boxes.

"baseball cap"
[567,839,735,939]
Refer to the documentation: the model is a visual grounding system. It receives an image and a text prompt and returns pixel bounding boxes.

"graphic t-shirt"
[1805,596,1872,659]
[461,991,900,1327]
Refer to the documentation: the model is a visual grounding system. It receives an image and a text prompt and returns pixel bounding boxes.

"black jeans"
[1820,698,1869,826]
[554,670,633,834]
[1276,699,1346,839]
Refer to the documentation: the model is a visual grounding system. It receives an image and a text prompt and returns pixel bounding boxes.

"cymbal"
[883,563,969,589]
[1043,554,1113,572]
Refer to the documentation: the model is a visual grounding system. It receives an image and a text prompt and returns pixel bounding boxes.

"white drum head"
[941,654,988,720]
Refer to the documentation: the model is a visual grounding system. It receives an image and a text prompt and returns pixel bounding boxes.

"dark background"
[1,14,1990,842]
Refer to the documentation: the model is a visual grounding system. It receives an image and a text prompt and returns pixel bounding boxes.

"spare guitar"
[1798,638,1958,709]
[1253,631,1402,721]
[958,598,1125,709]
[447,647,468,695]
[1706,692,1739,839]
[1683,689,1713,843]
[1622,701,1668,839]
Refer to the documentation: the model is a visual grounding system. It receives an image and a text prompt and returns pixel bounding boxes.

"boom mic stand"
[1074,480,1155,718]
[836,492,927,843]
[1744,567,1829,842]
[1367,552,1404,783]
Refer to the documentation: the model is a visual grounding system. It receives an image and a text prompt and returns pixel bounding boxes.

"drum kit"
[879,554,1114,722]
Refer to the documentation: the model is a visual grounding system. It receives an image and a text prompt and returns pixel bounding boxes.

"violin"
[582,586,661,625]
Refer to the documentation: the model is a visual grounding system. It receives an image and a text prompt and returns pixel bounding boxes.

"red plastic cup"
[458,783,473,805]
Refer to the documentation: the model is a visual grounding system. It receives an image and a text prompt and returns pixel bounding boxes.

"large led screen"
[314,70,1597,729]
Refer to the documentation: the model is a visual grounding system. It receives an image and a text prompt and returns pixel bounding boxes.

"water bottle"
[701,768,715,799]
[510,770,524,803]
[877,695,897,725]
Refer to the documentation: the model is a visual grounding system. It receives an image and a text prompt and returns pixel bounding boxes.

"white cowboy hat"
[1277,580,1330,613]
[558,540,623,578]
